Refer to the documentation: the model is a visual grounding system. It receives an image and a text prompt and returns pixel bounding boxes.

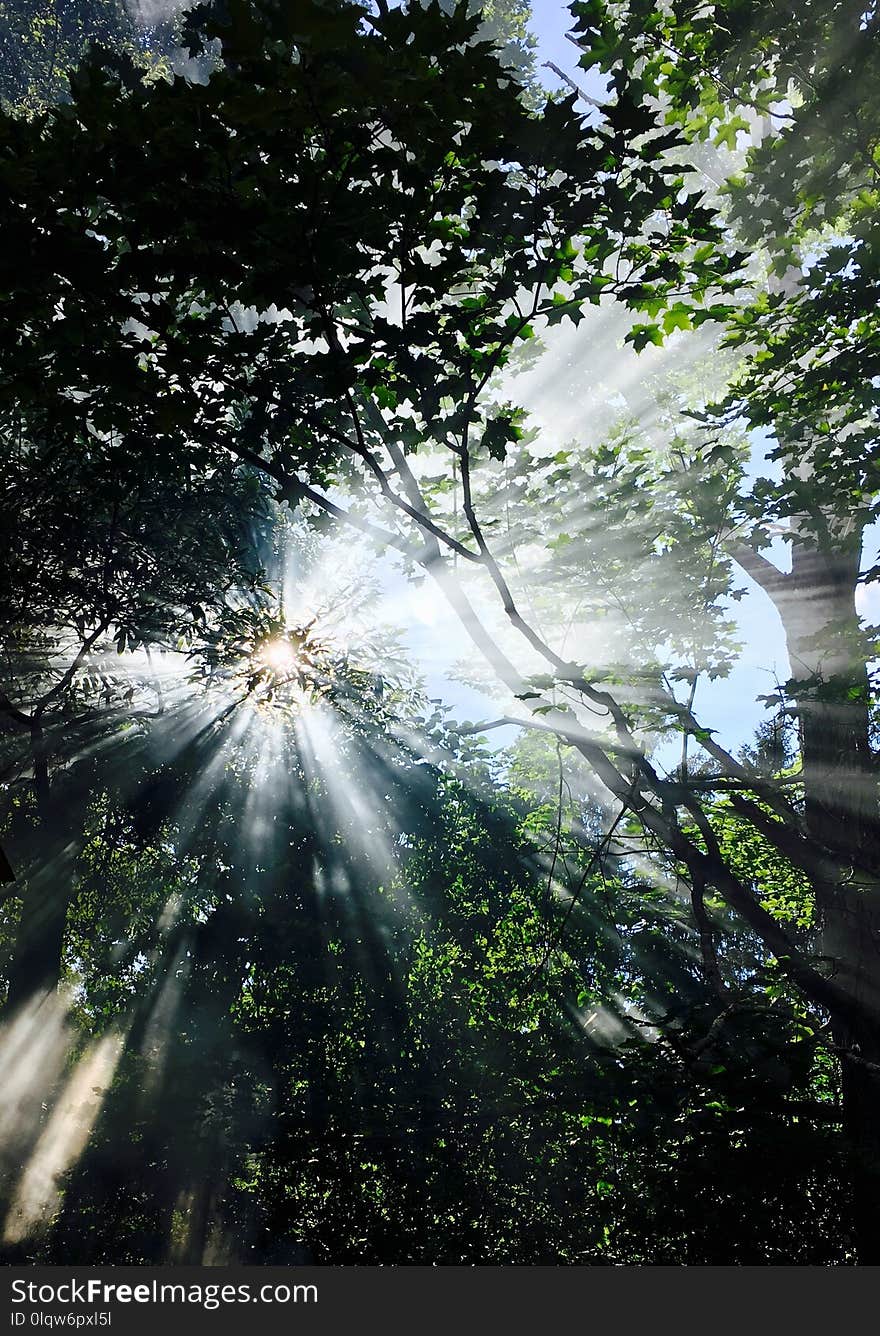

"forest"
[0,0,877,1267]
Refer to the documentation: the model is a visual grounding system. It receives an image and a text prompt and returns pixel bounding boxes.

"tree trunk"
[836,961,880,1263]
[784,540,878,867]
[767,535,880,1262]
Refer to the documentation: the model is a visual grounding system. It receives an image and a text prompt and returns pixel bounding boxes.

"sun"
[243,623,337,713]
[258,637,298,674]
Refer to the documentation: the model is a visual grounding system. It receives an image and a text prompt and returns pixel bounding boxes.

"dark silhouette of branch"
[0,843,14,884]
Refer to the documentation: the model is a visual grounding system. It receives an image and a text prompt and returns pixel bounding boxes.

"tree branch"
[728,542,791,600]
[0,690,32,729]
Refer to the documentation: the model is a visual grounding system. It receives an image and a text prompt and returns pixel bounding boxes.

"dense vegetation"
[0,0,877,1264]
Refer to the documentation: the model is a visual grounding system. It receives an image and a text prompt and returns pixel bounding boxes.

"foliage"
[570,0,880,546]
[0,0,180,116]
[1,709,848,1263]
[0,0,739,494]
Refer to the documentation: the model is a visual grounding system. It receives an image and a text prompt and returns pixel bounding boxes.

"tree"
[0,0,876,1258]
[566,0,880,1259]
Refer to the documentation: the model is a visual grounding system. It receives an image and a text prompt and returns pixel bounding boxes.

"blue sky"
[530,0,581,79]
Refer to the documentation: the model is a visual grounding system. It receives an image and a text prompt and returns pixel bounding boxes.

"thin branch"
[688,865,728,1000]
[728,792,871,891]
[225,440,422,561]
[35,619,112,720]
[543,60,603,109]
[524,777,640,993]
